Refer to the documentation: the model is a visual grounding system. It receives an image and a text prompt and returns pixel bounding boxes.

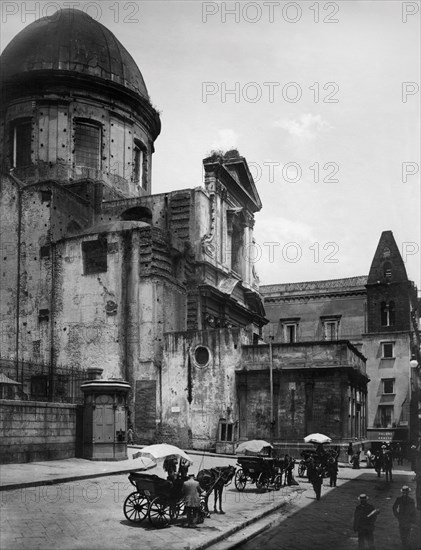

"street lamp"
[409,355,419,443]
[409,356,419,401]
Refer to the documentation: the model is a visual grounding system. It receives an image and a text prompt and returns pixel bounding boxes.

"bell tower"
[366,231,412,334]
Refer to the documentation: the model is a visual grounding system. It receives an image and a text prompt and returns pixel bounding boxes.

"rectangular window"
[11,119,32,167]
[323,320,339,341]
[382,379,395,394]
[38,309,50,322]
[40,245,50,259]
[284,323,297,343]
[74,121,101,169]
[82,239,107,275]
[379,405,394,428]
[382,342,395,358]
[219,422,234,442]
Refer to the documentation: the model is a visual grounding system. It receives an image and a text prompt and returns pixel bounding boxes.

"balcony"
[240,340,367,377]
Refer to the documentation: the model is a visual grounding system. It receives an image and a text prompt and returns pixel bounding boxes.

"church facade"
[0,9,378,462]
[0,9,268,457]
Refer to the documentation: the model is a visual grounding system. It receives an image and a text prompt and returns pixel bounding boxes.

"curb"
[193,497,289,550]
[0,467,146,492]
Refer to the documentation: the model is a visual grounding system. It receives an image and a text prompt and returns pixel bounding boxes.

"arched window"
[133,140,147,189]
[381,301,395,327]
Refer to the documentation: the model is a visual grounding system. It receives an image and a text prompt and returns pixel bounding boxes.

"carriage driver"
[183,474,204,527]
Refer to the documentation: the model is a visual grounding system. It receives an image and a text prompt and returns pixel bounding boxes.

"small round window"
[194,346,210,367]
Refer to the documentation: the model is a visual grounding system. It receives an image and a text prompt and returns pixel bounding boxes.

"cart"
[123,472,186,528]
[234,456,282,491]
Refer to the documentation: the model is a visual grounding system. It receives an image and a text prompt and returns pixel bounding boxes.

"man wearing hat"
[392,486,416,549]
[353,494,379,550]
[182,474,203,527]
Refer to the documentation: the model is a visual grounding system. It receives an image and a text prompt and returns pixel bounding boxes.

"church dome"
[0,9,149,99]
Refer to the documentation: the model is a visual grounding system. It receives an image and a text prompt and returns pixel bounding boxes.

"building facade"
[261,231,421,451]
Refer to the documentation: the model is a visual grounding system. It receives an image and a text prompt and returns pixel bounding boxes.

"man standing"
[327,457,338,487]
[353,494,379,550]
[308,463,324,501]
[392,486,417,549]
[182,474,203,527]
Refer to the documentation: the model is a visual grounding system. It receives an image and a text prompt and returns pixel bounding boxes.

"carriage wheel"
[174,498,185,519]
[235,469,247,491]
[148,497,171,528]
[256,473,269,490]
[123,492,148,523]
[274,474,282,491]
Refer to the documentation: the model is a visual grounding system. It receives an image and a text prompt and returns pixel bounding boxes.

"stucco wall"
[363,332,411,429]
[0,400,80,464]
[263,292,366,343]
[161,328,247,450]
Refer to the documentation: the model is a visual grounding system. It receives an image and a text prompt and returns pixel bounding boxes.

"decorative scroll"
[201,193,216,257]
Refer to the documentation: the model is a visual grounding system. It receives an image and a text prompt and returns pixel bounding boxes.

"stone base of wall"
[0,400,81,464]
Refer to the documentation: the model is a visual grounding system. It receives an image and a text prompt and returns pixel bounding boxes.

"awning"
[0,372,21,385]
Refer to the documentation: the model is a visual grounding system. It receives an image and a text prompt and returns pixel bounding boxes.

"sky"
[1,0,420,289]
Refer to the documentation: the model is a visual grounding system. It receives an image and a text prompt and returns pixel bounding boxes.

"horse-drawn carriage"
[124,467,236,527]
[297,448,338,479]
[123,472,188,528]
[234,456,283,491]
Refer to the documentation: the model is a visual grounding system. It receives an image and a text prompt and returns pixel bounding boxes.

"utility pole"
[269,330,274,444]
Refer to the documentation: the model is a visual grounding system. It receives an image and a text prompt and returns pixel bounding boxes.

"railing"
[0,357,89,403]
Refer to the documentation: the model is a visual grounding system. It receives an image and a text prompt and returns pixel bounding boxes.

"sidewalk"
[0,446,244,491]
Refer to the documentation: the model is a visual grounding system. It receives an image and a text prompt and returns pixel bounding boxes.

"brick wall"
[0,400,80,464]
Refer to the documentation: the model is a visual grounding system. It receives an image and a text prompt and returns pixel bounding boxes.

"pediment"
[203,150,262,212]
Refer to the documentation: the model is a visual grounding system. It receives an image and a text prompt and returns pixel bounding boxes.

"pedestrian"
[392,486,417,549]
[353,494,379,550]
[382,447,393,482]
[284,454,295,486]
[352,452,360,469]
[182,474,203,527]
[127,425,134,445]
[366,449,373,468]
[348,442,354,464]
[308,462,324,501]
[327,457,338,487]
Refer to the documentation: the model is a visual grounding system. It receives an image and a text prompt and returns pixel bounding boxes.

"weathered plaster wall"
[0,176,54,364]
[0,176,19,358]
[161,328,248,449]
[54,229,135,379]
[263,292,366,343]
[238,342,367,443]
[363,332,411,429]
[0,400,79,464]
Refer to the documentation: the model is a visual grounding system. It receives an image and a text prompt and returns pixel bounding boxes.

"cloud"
[274,114,331,142]
[211,128,240,150]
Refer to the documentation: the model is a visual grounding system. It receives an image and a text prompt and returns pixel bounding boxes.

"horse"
[196,465,236,514]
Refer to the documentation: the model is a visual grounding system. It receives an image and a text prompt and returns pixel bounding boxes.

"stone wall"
[0,400,80,464]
